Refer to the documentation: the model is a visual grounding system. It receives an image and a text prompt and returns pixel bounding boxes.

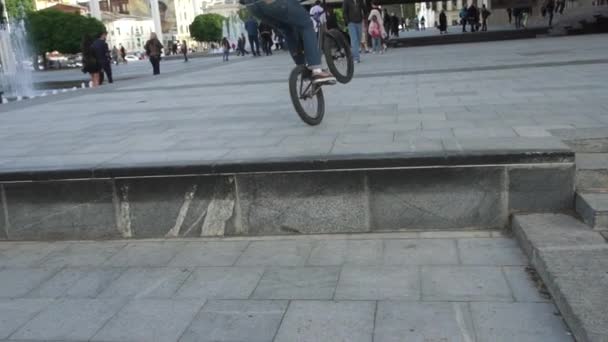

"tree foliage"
[26,9,106,54]
[237,7,250,21]
[3,0,35,20]
[189,13,224,43]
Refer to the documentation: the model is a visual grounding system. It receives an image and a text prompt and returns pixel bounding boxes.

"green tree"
[189,13,224,43]
[26,10,105,66]
[3,0,35,20]
[237,7,251,21]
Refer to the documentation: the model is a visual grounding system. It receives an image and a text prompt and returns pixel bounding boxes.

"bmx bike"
[289,17,354,125]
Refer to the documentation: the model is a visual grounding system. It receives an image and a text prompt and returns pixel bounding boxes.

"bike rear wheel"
[323,29,354,84]
[289,65,325,126]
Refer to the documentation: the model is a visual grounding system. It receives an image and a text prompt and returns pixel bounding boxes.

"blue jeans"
[247,0,321,69]
[372,37,380,53]
[348,22,362,62]
[223,50,229,61]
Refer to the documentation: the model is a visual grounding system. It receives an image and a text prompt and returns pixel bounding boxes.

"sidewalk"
[0,231,573,341]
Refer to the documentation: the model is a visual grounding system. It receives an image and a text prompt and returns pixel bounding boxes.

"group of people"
[241,17,285,57]
[81,31,164,87]
[459,4,492,32]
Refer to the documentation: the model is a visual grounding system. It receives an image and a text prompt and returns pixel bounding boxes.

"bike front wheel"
[289,65,325,126]
[323,29,354,84]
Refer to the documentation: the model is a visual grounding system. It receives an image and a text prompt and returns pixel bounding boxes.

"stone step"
[576,192,608,230]
[512,213,607,342]
[575,153,608,191]
[550,127,608,153]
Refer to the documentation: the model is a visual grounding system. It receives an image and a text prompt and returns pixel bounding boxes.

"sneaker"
[311,70,337,85]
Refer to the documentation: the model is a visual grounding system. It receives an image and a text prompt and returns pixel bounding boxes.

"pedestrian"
[513,8,522,28]
[368,14,383,54]
[439,9,448,34]
[420,16,426,30]
[245,17,260,56]
[391,13,399,37]
[172,42,178,55]
[481,4,491,31]
[111,46,119,65]
[239,33,250,55]
[259,21,273,56]
[383,8,391,37]
[467,3,478,32]
[559,0,565,13]
[221,37,230,61]
[181,40,188,62]
[460,6,468,32]
[343,0,366,63]
[368,0,386,52]
[81,34,101,87]
[92,30,112,84]
[144,32,163,75]
[542,0,555,26]
[119,44,127,63]
[405,17,410,31]
[507,8,512,24]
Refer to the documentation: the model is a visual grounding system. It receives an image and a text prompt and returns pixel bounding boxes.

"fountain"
[417,4,436,29]
[221,13,247,47]
[0,0,35,102]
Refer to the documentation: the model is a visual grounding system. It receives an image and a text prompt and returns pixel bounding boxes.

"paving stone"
[0,299,52,339]
[11,298,125,341]
[92,299,204,342]
[458,238,528,265]
[421,266,513,302]
[26,268,125,299]
[98,267,191,299]
[471,302,573,342]
[41,242,126,268]
[169,241,249,267]
[176,267,263,299]
[374,301,476,342]
[236,240,313,266]
[104,242,185,267]
[383,239,459,265]
[306,239,383,266]
[274,301,375,342]
[179,300,288,342]
[0,268,59,298]
[0,243,67,268]
[252,267,339,300]
[335,266,419,300]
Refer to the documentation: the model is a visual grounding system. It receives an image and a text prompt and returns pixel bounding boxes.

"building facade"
[103,12,154,52]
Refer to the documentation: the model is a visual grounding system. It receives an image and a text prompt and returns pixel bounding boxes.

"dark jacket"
[343,0,365,24]
[258,22,272,37]
[144,38,163,57]
[245,18,258,36]
[91,38,109,66]
[439,12,447,30]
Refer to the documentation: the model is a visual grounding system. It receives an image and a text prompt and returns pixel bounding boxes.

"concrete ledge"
[388,27,549,48]
[576,192,608,230]
[512,214,608,342]
[0,159,574,240]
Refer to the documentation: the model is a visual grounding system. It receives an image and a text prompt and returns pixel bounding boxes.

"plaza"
[1,33,608,341]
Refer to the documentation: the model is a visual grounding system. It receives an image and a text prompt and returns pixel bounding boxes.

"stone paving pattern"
[1,35,607,172]
[0,231,574,341]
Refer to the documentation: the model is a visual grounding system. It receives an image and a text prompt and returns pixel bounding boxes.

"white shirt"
[310,5,326,31]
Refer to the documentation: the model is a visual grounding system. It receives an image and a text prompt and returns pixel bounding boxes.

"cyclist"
[240,0,336,85]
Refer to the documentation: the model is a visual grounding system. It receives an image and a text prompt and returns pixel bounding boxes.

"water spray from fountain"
[0,0,35,101]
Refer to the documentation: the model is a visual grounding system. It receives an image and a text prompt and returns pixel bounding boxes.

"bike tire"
[289,65,325,126]
[323,29,354,84]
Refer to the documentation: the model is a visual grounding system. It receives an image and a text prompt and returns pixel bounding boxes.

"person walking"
[368,0,386,53]
[420,16,426,30]
[111,46,119,65]
[543,0,556,26]
[390,13,399,37]
[368,14,382,54]
[481,4,491,31]
[259,21,273,56]
[181,40,188,62]
[507,8,512,24]
[92,31,112,84]
[144,32,163,75]
[460,6,468,32]
[119,44,127,63]
[221,37,230,62]
[467,3,478,32]
[343,0,366,63]
[81,34,101,87]
[556,0,565,14]
[245,17,260,56]
[439,9,448,34]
